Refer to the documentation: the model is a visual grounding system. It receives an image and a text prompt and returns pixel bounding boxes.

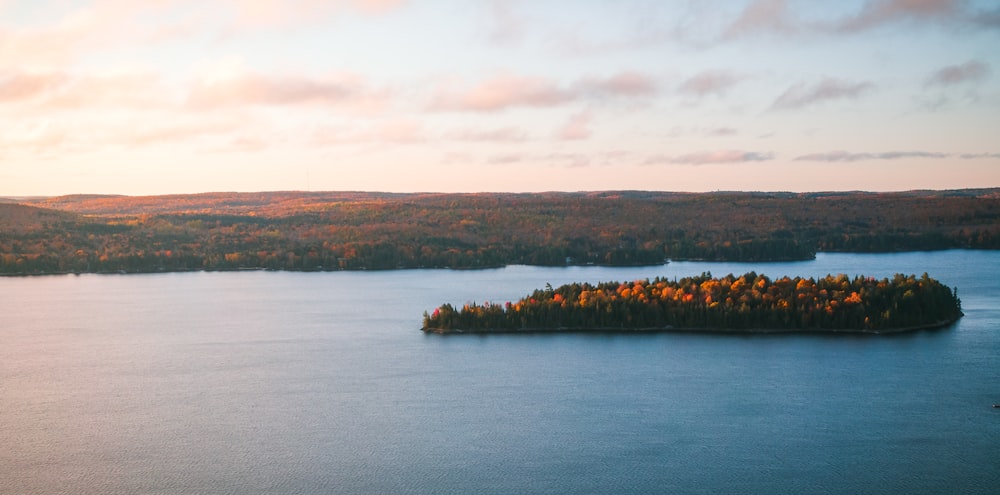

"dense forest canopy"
[422,272,963,334]
[1,189,999,274]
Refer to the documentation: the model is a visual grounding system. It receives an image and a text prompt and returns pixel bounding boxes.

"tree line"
[2,189,999,274]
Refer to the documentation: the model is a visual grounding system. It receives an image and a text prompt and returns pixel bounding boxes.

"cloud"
[122,120,243,147]
[645,150,775,165]
[429,75,573,112]
[0,116,248,155]
[0,71,67,102]
[677,70,743,97]
[351,0,407,14]
[0,120,74,154]
[970,6,1000,28]
[0,4,127,70]
[958,152,1000,159]
[487,153,526,165]
[720,0,993,42]
[772,78,873,109]
[311,119,425,145]
[371,119,425,143]
[486,0,527,44]
[554,111,592,141]
[704,127,738,137]
[188,70,384,111]
[0,69,174,111]
[723,0,798,39]
[835,0,963,32]
[429,71,655,112]
[577,72,657,97]
[202,135,269,154]
[446,127,529,142]
[925,60,990,87]
[794,150,950,161]
[222,0,406,29]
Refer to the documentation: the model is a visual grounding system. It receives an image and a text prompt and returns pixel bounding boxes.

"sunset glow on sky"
[2,0,999,195]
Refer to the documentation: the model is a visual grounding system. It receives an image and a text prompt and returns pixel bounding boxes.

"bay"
[1,251,998,494]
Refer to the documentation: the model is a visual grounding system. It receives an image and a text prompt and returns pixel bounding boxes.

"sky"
[1,0,999,196]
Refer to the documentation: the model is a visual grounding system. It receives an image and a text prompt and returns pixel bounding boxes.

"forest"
[422,272,963,334]
[1,189,999,275]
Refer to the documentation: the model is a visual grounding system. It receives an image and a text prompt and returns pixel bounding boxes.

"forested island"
[1,189,999,275]
[422,272,963,334]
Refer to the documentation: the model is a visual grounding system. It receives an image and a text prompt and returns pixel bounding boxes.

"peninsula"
[422,272,963,335]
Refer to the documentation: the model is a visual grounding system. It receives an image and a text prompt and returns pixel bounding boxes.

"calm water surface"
[2,251,999,494]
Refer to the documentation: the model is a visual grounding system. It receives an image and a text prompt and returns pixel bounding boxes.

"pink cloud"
[430,71,655,112]
[723,0,798,38]
[447,127,529,142]
[429,75,573,112]
[351,0,408,14]
[188,71,384,111]
[371,119,425,143]
[0,71,67,102]
[222,0,405,29]
[311,119,425,145]
[0,69,172,113]
[487,153,526,165]
[121,120,242,147]
[554,111,592,141]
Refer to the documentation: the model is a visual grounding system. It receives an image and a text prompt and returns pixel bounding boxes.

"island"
[422,272,963,334]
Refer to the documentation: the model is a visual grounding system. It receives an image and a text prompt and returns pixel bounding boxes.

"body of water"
[2,251,998,494]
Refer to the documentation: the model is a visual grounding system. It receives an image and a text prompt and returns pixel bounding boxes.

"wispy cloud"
[834,0,963,33]
[0,71,67,102]
[429,75,573,112]
[772,78,873,109]
[925,60,990,87]
[554,111,592,141]
[121,120,241,147]
[429,71,655,112]
[704,127,738,137]
[959,152,1000,159]
[311,119,426,146]
[723,0,798,39]
[187,69,385,112]
[720,0,994,42]
[645,150,774,165]
[486,0,527,44]
[677,70,743,97]
[222,0,406,29]
[446,126,529,142]
[577,72,657,97]
[796,150,951,162]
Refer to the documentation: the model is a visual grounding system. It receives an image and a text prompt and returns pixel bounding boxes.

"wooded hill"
[1,189,999,274]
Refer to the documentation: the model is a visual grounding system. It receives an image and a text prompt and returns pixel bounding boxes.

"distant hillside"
[0,203,86,233]
[2,189,999,274]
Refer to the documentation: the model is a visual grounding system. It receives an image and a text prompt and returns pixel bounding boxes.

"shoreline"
[422,317,962,336]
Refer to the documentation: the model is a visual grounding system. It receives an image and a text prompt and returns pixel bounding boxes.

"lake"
[2,251,998,494]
